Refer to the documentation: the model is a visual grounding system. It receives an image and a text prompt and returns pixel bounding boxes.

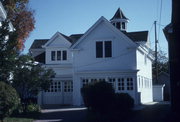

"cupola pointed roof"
[110,8,128,20]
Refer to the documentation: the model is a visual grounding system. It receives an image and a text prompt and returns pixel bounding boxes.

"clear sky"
[24,0,172,54]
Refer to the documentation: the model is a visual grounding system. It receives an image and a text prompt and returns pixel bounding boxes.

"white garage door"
[43,81,73,105]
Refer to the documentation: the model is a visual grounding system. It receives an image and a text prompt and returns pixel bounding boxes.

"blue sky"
[24,0,171,54]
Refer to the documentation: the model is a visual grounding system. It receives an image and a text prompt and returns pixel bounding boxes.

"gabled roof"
[30,39,49,49]
[70,34,84,44]
[42,32,72,47]
[71,16,137,49]
[61,33,73,43]
[110,8,128,20]
[124,31,148,42]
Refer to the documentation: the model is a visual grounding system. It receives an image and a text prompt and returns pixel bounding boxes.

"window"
[96,41,112,58]
[127,78,133,90]
[118,78,125,91]
[116,22,121,29]
[96,42,103,58]
[51,51,55,61]
[64,81,73,92]
[51,50,67,61]
[57,51,61,60]
[82,79,89,87]
[63,50,67,60]
[108,78,115,89]
[122,22,125,30]
[105,41,112,57]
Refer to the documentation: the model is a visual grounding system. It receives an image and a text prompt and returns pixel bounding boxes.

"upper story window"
[63,50,67,60]
[96,41,112,58]
[122,22,125,30]
[116,22,121,30]
[51,50,67,61]
[57,51,61,60]
[51,51,55,61]
[96,42,103,58]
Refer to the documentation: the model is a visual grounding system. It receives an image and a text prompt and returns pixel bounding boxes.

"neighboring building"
[30,8,154,106]
[153,72,170,101]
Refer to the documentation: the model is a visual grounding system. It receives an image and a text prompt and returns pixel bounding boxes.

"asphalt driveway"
[35,102,180,122]
[35,107,87,122]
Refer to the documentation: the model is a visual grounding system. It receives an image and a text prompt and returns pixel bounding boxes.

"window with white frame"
[51,51,55,61]
[51,50,67,61]
[127,78,133,90]
[108,78,115,89]
[96,41,112,58]
[64,81,73,92]
[118,78,125,91]
[82,79,89,87]
[45,81,61,92]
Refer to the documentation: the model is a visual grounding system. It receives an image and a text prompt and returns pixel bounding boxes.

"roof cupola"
[110,8,129,31]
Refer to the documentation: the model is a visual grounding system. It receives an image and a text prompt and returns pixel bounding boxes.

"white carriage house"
[30,8,154,106]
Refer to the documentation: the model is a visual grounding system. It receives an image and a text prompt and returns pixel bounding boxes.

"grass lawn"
[3,112,40,122]
[4,117,34,122]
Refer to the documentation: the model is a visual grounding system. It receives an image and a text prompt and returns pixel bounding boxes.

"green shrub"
[114,93,134,112]
[81,81,115,113]
[27,104,40,113]
[0,82,20,121]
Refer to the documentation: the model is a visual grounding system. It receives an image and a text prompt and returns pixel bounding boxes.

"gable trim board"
[42,32,72,48]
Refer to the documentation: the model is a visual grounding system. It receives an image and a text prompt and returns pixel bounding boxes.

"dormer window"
[51,50,67,61]
[51,51,55,61]
[63,51,67,60]
[57,51,61,60]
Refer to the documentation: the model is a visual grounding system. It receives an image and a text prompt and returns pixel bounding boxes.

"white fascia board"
[76,69,139,74]
[137,45,154,61]
[42,31,70,48]
[43,64,73,68]
[70,16,106,49]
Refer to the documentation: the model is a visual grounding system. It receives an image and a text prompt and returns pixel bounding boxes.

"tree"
[152,50,169,81]
[0,20,19,83]
[1,0,35,50]
[12,54,55,112]
[0,81,20,122]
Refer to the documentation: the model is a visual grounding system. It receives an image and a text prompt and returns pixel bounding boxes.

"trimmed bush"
[0,82,20,121]
[81,81,115,113]
[114,93,134,112]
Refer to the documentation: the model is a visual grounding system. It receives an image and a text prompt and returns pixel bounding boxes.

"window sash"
[57,51,61,60]
[63,50,67,60]
[105,41,112,57]
[51,51,55,61]
[96,41,103,58]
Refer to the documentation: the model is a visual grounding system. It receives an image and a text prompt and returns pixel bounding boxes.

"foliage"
[0,20,19,83]
[113,93,134,112]
[81,81,115,113]
[81,81,134,122]
[1,0,35,50]
[12,54,55,112]
[27,104,40,113]
[0,81,20,121]
[152,50,169,79]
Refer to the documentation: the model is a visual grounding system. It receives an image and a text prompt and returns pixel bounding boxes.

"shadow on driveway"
[35,107,87,122]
